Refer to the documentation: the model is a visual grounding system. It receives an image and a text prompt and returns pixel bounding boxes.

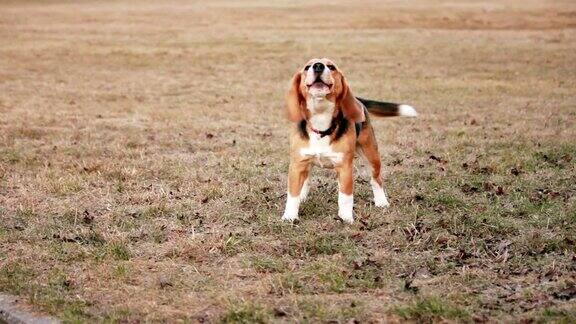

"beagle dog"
[282,58,417,223]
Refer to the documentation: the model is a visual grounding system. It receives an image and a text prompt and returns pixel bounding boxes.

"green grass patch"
[394,296,470,322]
[539,307,576,323]
[109,242,131,261]
[250,256,286,273]
[219,302,268,324]
[269,273,307,295]
[287,233,359,258]
[0,262,36,294]
[293,298,362,322]
[221,233,253,256]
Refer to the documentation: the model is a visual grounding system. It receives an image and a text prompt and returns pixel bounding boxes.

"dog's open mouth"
[308,78,332,92]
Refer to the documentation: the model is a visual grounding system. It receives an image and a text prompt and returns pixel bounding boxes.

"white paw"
[282,194,300,222]
[281,212,299,222]
[338,210,354,224]
[374,195,390,208]
[371,178,390,208]
[338,192,354,224]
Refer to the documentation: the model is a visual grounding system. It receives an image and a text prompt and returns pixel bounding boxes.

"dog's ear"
[339,75,365,123]
[286,72,305,122]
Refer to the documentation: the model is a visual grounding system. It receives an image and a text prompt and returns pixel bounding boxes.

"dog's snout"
[312,62,324,73]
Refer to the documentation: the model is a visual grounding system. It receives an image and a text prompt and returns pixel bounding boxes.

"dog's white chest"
[300,134,343,168]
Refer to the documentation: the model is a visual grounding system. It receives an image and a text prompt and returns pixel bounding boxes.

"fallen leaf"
[158,276,173,289]
[553,283,576,300]
[273,308,288,317]
[510,167,521,176]
[429,155,446,163]
[83,210,94,224]
[404,279,419,293]
[461,184,480,194]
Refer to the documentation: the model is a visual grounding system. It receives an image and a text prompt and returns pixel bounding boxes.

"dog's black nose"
[312,62,324,73]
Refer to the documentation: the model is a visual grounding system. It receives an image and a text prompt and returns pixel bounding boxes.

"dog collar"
[308,111,343,138]
[310,123,337,138]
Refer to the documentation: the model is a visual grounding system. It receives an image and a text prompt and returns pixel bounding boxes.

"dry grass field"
[1,0,575,322]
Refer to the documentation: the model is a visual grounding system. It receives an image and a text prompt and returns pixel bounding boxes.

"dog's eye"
[327,65,336,71]
[304,65,311,71]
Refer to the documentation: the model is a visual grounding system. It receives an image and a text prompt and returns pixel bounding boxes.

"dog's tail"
[356,97,417,118]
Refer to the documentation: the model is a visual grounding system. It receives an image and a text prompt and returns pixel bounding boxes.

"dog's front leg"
[282,163,309,222]
[336,163,354,223]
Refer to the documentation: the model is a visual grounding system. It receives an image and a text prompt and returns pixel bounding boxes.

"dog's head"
[286,58,364,123]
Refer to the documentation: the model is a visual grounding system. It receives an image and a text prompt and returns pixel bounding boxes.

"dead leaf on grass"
[83,210,94,224]
[159,276,173,289]
[429,154,447,164]
[552,282,576,300]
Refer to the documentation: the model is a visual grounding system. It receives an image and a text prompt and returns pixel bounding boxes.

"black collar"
[310,120,338,138]
[298,111,348,141]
